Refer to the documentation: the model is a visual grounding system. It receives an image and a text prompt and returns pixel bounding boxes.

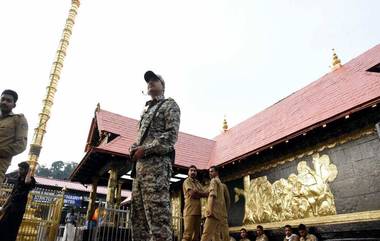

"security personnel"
[0,89,28,184]
[201,166,227,241]
[130,71,181,241]
[213,182,231,241]
[182,165,208,241]
[220,183,231,241]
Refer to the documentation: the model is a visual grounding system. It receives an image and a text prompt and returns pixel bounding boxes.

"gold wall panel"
[171,192,182,237]
[234,153,337,224]
[229,210,380,232]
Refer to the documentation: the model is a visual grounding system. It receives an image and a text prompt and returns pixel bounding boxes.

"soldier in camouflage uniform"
[130,71,181,241]
[0,90,28,184]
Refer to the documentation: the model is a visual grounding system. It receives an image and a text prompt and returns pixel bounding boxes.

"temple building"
[70,44,380,240]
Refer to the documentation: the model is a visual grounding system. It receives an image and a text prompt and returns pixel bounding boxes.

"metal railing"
[80,205,131,241]
[0,184,64,241]
[70,205,183,241]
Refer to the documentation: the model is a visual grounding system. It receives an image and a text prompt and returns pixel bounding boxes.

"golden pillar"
[243,175,250,193]
[27,0,81,174]
[86,177,99,221]
[115,182,122,209]
[106,167,118,208]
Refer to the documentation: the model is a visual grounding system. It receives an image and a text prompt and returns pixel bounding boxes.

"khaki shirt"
[0,112,28,159]
[256,234,268,241]
[222,183,230,211]
[300,234,317,241]
[207,177,227,220]
[240,238,251,241]
[183,177,204,216]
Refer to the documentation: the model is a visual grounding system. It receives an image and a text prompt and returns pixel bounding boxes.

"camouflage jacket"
[131,97,181,158]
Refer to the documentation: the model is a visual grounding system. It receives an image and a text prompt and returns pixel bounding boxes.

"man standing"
[0,161,36,241]
[200,166,227,241]
[215,182,230,241]
[298,224,317,241]
[182,165,208,241]
[63,208,77,241]
[130,71,181,241]
[0,90,28,184]
[255,225,268,241]
[239,228,251,241]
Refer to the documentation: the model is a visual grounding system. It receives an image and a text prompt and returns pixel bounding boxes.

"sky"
[1,0,379,172]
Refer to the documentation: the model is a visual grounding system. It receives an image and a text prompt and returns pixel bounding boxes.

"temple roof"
[35,176,130,198]
[209,43,380,166]
[76,43,380,172]
[94,110,215,169]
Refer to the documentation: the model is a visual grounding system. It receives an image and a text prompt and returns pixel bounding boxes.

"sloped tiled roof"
[85,44,380,170]
[209,44,380,166]
[35,176,130,198]
[95,110,215,169]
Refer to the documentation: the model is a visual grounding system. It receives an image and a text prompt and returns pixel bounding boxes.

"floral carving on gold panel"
[234,153,338,224]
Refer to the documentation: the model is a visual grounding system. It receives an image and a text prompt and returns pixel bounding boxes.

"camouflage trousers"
[131,156,172,241]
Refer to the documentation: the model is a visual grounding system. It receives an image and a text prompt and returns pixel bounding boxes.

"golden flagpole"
[27,0,81,174]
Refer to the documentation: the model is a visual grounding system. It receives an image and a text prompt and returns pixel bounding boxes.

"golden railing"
[0,184,64,241]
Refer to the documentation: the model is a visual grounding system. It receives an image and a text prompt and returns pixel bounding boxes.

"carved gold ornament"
[235,153,338,224]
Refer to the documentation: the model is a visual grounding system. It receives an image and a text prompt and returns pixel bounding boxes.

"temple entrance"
[0,183,64,241]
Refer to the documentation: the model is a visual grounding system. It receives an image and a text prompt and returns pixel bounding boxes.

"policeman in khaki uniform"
[213,182,231,241]
[220,183,231,241]
[182,165,208,241]
[0,90,28,184]
[201,166,228,241]
[130,71,181,241]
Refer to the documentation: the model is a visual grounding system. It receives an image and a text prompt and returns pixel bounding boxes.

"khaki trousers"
[182,215,201,241]
[212,218,228,241]
[200,216,221,241]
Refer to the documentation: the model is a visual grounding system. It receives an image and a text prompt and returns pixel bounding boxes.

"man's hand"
[25,168,33,184]
[132,147,145,161]
[189,190,200,199]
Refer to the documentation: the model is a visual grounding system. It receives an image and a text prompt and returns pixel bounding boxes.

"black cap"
[144,70,161,83]
[18,161,30,170]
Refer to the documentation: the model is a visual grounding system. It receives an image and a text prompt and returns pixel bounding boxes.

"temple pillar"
[106,166,118,208]
[86,176,99,221]
[115,182,122,209]
[243,175,250,193]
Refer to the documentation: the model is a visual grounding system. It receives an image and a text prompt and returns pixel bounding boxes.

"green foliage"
[36,161,78,180]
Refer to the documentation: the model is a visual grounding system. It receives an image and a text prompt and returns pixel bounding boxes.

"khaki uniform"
[201,177,227,241]
[0,112,28,183]
[300,234,317,241]
[256,234,268,241]
[214,183,230,241]
[240,238,251,241]
[182,177,204,241]
[131,97,181,241]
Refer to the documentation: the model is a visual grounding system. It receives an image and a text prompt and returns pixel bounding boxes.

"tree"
[36,161,78,180]
[36,165,51,177]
